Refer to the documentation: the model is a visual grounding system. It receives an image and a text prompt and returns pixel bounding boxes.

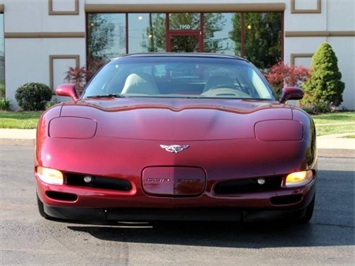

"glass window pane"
[242,12,282,69]
[87,14,126,72]
[83,56,274,100]
[128,13,166,53]
[203,13,237,55]
[150,13,167,52]
[169,13,200,30]
[171,35,199,52]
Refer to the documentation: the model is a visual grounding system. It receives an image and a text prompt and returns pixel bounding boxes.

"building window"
[169,13,201,30]
[128,13,166,53]
[203,13,236,55]
[230,12,283,70]
[87,12,282,73]
[87,13,126,73]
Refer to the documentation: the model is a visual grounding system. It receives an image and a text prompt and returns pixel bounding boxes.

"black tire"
[36,194,51,219]
[297,195,315,224]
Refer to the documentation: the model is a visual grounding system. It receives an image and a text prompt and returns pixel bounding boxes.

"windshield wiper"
[86,94,124,98]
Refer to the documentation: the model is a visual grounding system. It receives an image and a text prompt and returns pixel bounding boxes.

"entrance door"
[166,13,203,52]
[167,32,202,52]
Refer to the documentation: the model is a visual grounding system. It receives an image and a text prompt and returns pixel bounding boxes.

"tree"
[264,61,310,96]
[301,42,345,109]
[64,66,91,96]
[202,13,226,52]
[230,13,282,69]
[87,14,115,59]
[87,14,117,74]
[146,13,166,52]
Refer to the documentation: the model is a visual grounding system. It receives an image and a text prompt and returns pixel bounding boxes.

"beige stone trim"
[5,32,85,38]
[291,0,321,14]
[85,3,286,13]
[285,31,355,37]
[49,55,80,89]
[290,53,313,65]
[48,0,79,15]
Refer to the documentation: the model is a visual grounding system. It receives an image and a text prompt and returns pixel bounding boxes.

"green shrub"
[45,98,60,109]
[15,82,53,111]
[301,42,345,108]
[0,98,10,110]
[0,84,5,98]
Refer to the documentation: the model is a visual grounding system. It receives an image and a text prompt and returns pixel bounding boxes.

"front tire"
[297,195,315,223]
[36,194,51,219]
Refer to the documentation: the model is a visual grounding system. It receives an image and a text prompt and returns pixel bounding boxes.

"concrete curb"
[317,149,355,158]
[0,138,35,146]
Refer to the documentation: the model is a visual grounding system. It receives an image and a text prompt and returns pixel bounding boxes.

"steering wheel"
[201,88,251,98]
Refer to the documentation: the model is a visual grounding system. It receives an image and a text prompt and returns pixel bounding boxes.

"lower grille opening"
[46,191,77,201]
[214,176,282,195]
[66,174,132,191]
[270,194,302,205]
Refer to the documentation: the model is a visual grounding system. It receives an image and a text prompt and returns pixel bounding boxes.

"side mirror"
[279,87,304,104]
[55,84,79,101]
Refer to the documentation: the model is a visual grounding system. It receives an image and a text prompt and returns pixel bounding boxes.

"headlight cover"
[255,120,303,141]
[36,166,64,185]
[284,170,314,188]
[49,117,97,139]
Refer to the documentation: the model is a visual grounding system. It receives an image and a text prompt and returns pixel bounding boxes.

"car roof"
[111,53,250,62]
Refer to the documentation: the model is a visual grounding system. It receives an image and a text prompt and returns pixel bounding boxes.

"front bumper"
[36,176,316,222]
[35,134,317,222]
[41,195,315,223]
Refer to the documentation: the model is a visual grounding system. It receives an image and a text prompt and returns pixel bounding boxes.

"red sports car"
[35,53,317,223]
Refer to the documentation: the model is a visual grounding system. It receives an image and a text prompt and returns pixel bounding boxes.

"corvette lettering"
[145,177,200,183]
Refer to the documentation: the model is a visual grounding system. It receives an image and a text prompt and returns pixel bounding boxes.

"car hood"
[57,98,293,141]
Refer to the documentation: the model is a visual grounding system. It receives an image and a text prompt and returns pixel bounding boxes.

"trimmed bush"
[301,42,345,110]
[264,61,310,97]
[15,82,53,111]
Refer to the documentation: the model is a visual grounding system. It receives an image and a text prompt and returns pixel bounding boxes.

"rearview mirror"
[279,87,304,104]
[55,84,79,101]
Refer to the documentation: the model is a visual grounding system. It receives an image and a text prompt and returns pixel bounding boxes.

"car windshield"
[82,55,275,100]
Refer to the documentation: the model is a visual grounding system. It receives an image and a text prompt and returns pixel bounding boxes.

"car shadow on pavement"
[67,219,354,248]
[66,168,354,248]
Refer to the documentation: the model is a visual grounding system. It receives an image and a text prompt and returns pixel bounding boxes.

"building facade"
[1,0,354,109]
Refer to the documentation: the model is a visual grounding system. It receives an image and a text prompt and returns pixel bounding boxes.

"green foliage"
[0,82,10,110]
[0,82,5,98]
[0,111,41,129]
[0,98,10,110]
[230,13,282,69]
[15,82,53,111]
[312,111,355,136]
[301,42,345,108]
[45,98,60,109]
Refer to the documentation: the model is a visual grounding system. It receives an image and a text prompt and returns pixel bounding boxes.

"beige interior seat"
[121,73,159,95]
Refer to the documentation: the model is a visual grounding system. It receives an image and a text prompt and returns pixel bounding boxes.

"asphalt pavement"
[0,128,354,158]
